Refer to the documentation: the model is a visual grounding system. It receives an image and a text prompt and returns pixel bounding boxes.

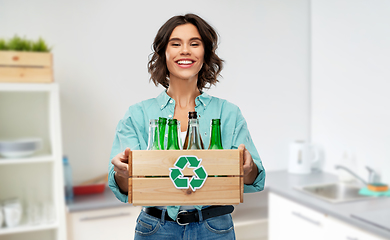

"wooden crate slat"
[0,67,53,83]
[132,149,241,176]
[131,177,240,206]
[0,51,52,67]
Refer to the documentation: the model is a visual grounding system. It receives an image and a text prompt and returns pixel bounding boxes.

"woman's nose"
[180,45,190,55]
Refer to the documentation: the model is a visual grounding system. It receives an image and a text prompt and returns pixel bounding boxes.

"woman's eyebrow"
[168,37,202,42]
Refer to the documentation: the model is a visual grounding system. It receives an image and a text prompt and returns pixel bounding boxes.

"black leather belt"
[144,205,234,225]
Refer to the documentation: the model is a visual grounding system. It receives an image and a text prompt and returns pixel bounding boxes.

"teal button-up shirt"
[108,90,265,220]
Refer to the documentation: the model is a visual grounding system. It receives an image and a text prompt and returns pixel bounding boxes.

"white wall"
[0,0,310,183]
[311,0,390,184]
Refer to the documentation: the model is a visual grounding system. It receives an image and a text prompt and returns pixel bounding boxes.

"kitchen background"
[2,0,311,184]
[1,0,390,239]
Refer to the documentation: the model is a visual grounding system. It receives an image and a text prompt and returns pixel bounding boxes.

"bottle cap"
[188,111,198,119]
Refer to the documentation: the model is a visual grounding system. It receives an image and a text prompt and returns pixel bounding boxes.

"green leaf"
[0,35,51,52]
[0,39,8,50]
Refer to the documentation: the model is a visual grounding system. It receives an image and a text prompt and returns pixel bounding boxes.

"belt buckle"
[176,210,189,226]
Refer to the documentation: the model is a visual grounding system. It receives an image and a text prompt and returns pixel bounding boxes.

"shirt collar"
[156,90,212,110]
[156,90,171,110]
[196,91,212,109]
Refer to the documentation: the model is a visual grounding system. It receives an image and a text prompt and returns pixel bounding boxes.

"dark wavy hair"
[148,13,223,90]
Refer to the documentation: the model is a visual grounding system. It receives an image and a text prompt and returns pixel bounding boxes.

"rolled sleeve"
[244,159,265,193]
[108,166,128,203]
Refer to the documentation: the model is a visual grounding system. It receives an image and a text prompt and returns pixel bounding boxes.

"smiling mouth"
[176,60,195,65]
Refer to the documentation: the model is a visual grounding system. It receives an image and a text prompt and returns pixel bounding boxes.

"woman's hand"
[238,144,258,185]
[111,147,131,193]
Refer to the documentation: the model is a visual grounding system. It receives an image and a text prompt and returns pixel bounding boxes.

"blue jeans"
[134,209,236,240]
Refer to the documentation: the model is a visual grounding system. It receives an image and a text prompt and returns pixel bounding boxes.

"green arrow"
[187,156,201,167]
[174,177,189,188]
[175,157,188,169]
[194,166,207,179]
[190,178,204,190]
[169,168,181,181]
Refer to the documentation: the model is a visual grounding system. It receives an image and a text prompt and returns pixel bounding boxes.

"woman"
[109,13,265,240]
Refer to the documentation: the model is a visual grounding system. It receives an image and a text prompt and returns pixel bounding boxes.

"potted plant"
[0,35,53,83]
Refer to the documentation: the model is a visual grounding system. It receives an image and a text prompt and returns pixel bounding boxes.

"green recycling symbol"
[169,155,208,191]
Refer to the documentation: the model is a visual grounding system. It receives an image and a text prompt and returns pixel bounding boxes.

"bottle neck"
[184,119,204,149]
[209,123,223,149]
[147,122,160,150]
[167,123,180,150]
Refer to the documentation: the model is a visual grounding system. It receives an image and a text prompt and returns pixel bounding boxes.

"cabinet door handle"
[80,212,130,221]
[291,211,321,226]
[346,237,359,240]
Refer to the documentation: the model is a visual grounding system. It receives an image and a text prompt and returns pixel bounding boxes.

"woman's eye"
[191,43,200,46]
[172,43,180,46]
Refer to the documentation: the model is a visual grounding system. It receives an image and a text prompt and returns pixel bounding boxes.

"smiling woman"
[148,13,223,90]
[108,13,266,240]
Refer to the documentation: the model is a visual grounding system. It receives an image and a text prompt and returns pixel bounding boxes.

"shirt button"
[204,132,207,136]
[169,100,173,103]
[168,115,172,118]
[161,105,164,108]
[204,104,206,107]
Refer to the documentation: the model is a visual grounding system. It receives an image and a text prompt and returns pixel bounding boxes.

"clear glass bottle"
[63,156,74,203]
[208,119,223,149]
[166,119,181,150]
[183,111,204,150]
[147,119,160,150]
[158,117,167,150]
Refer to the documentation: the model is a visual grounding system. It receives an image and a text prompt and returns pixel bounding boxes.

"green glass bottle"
[208,119,223,149]
[146,119,160,150]
[166,119,180,150]
[158,117,167,150]
[183,111,204,150]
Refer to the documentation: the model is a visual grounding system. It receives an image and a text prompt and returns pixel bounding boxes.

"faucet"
[335,165,367,185]
[365,166,381,183]
[335,165,381,185]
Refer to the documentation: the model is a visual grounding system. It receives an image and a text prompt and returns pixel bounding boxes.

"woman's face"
[165,23,205,83]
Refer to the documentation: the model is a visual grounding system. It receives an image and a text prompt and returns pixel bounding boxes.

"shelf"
[0,222,58,236]
[0,83,58,92]
[0,154,55,165]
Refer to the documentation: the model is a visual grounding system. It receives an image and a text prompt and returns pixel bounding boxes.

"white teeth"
[177,60,193,65]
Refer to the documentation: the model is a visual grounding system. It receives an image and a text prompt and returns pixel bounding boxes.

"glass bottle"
[147,119,160,150]
[183,111,204,150]
[63,156,74,203]
[208,119,223,149]
[158,117,167,150]
[166,119,181,150]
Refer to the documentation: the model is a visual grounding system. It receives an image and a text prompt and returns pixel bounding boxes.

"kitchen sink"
[295,182,375,203]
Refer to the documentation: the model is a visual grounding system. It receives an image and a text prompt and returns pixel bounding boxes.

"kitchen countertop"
[66,171,390,239]
[266,170,390,239]
[66,186,130,213]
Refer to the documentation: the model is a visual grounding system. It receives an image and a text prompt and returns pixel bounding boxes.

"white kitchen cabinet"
[269,192,326,240]
[325,216,387,240]
[0,83,66,239]
[66,206,141,240]
[232,191,268,240]
[269,192,387,240]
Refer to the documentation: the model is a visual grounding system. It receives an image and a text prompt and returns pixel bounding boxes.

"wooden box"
[128,149,243,206]
[0,51,53,83]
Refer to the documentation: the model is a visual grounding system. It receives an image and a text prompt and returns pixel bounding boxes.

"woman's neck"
[166,76,201,109]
